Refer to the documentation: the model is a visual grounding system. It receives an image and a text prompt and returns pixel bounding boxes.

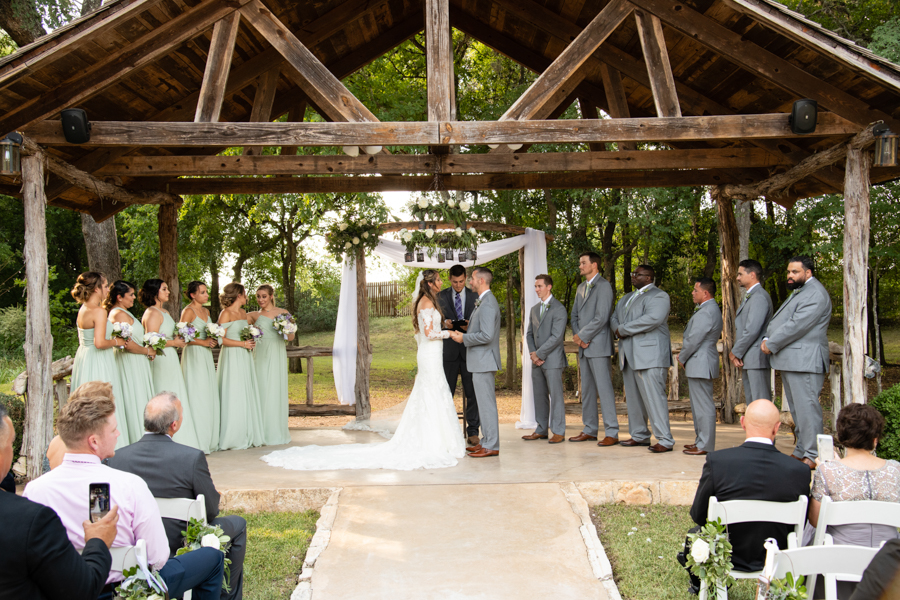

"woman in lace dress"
[262,270,465,471]
[809,403,900,548]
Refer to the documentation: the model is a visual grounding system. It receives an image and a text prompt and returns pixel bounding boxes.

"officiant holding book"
[439,264,480,446]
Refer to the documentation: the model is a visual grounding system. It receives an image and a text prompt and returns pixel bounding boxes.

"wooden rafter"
[634,9,680,118]
[599,63,637,151]
[426,0,454,123]
[194,12,241,123]
[243,65,280,156]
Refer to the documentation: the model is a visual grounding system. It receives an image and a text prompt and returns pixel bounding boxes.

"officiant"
[439,264,480,446]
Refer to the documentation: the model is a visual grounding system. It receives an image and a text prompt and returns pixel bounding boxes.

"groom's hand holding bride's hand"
[448,330,464,343]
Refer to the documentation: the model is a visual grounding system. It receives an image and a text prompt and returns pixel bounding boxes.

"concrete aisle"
[310,483,607,600]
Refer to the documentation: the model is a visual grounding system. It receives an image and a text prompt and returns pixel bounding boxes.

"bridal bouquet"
[240,324,263,349]
[111,322,133,348]
[177,517,232,593]
[272,313,297,341]
[175,321,198,344]
[143,332,167,357]
[115,565,167,600]
[206,322,226,345]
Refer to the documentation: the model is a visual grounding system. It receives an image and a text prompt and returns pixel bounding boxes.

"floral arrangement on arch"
[398,194,478,258]
[324,215,382,265]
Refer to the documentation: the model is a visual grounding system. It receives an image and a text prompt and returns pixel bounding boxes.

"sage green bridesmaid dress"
[109,307,156,445]
[181,315,219,454]
[217,319,264,450]
[71,323,130,449]
[147,308,202,450]
[253,315,291,446]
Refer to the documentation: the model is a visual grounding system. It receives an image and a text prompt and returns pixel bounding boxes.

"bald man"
[682,400,811,585]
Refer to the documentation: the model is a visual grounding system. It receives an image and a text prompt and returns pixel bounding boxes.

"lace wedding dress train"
[261,308,465,470]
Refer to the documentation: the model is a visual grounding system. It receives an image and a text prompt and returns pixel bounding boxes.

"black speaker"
[61,108,91,144]
[789,99,817,134]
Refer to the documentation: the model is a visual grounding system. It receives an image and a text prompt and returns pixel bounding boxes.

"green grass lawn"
[240,510,319,600]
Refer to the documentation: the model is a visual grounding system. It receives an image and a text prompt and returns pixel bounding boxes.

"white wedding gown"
[261,308,466,470]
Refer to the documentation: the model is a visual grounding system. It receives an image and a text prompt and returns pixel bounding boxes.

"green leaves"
[765,571,808,600]
[177,517,233,592]
[685,518,736,592]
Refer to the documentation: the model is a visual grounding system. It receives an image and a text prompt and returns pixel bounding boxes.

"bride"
[261,270,466,471]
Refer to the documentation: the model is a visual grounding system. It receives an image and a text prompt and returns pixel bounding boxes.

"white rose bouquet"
[143,331,167,357]
[177,517,233,593]
[272,313,298,341]
[206,322,226,345]
[240,324,263,350]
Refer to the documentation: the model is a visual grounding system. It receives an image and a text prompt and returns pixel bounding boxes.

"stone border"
[576,480,698,506]
[290,488,342,600]
[560,482,622,600]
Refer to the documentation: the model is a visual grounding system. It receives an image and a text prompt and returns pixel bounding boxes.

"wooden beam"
[96,148,790,177]
[240,0,377,124]
[194,12,241,123]
[634,10,680,118]
[426,0,454,123]
[599,63,638,151]
[244,66,280,156]
[382,221,543,238]
[499,0,634,122]
[842,146,870,405]
[289,403,355,417]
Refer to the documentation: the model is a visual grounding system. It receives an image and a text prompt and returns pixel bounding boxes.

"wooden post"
[714,186,741,423]
[158,202,181,317]
[22,150,54,482]
[354,248,372,420]
[306,357,314,405]
[842,146,870,404]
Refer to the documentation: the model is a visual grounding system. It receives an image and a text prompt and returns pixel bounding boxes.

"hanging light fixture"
[873,124,899,167]
[0,132,22,175]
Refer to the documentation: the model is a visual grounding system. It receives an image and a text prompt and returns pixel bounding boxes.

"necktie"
[585,282,593,297]
[455,291,463,320]
[624,290,642,314]
[539,302,546,321]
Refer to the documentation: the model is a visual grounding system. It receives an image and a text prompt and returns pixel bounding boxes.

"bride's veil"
[341,270,423,439]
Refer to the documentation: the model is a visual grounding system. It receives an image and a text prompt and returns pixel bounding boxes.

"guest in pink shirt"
[24,381,224,600]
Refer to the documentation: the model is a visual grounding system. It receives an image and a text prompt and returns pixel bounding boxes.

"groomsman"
[438,264,480,446]
[761,256,831,468]
[729,259,773,402]
[677,278,723,456]
[610,265,674,453]
[523,274,568,443]
[569,251,618,445]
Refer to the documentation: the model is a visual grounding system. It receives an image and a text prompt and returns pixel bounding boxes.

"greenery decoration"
[399,194,478,256]
[177,517,232,592]
[324,215,382,265]
[685,518,735,593]
[871,383,900,461]
[114,565,167,600]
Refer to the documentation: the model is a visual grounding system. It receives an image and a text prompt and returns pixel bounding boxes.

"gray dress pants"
[472,371,499,451]
[742,367,772,403]
[579,355,619,438]
[621,362,674,447]
[687,377,716,451]
[532,365,566,435]
[781,370,825,460]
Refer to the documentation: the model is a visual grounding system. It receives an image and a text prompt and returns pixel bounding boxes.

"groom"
[449,267,501,458]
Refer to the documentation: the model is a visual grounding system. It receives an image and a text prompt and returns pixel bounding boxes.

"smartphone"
[817,434,835,462]
[89,483,110,523]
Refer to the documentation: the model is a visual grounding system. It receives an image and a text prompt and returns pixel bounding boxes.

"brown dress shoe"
[620,438,651,447]
[467,448,499,458]
[467,435,481,446]
[466,443,484,453]
[548,434,565,444]
[522,432,549,440]
[568,432,598,442]
[683,444,698,450]
[683,448,708,456]
[597,437,620,447]
[648,443,673,453]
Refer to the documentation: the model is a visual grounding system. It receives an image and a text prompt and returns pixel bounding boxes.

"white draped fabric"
[332,228,548,430]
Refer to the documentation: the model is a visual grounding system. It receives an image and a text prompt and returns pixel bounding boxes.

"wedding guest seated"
[109,392,247,600]
[679,399,811,593]
[808,403,900,548]
[0,403,119,600]
[23,381,224,600]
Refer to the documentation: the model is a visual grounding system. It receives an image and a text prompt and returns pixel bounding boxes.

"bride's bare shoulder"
[417,297,435,311]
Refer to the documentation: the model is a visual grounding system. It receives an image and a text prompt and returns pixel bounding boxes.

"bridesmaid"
[140,279,202,450]
[248,284,292,446]
[180,281,219,454]
[106,280,157,445]
[217,282,264,450]
[70,272,130,448]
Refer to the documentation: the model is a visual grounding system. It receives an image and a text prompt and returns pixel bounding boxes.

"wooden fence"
[367,281,411,317]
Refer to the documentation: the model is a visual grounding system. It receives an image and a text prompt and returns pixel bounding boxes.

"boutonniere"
[693,305,701,313]
[474,298,482,308]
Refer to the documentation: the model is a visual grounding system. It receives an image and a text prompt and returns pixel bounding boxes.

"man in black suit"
[0,404,118,600]
[438,264,480,446]
[681,399,811,592]
[108,393,247,600]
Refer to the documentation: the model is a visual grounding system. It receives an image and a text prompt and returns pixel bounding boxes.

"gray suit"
[526,296,567,435]
[569,275,618,438]
[463,290,502,451]
[764,276,832,460]
[610,284,674,447]
[679,300,723,451]
[108,433,247,600]
[732,283,774,402]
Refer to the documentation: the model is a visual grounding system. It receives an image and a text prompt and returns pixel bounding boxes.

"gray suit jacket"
[107,433,220,556]
[569,275,614,359]
[463,290,502,373]
[526,296,567,370]
[610,285,673,371]
[680,300,723,379]
[764,277,832,374]
[732,284,773,369]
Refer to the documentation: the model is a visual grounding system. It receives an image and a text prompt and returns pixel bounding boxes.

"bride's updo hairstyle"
[71,271,105,304]
[139,279,165,307]
[104,280,136,312]
[411,270,444,333]
[220,282,246,308]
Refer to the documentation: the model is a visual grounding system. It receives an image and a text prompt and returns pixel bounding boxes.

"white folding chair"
[108,538,146,573]
[698,495,808,600]
[154,495,207,600]
[761,539,881,600]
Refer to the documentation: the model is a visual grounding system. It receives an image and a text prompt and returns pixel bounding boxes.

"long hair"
[411,270,443,332]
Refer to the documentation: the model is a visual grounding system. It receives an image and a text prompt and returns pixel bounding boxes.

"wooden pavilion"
[2,0,899,478]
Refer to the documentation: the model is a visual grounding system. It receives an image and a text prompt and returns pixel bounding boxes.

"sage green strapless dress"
[109,308,156,445]
[71,323,129,449]
[148,310,201,450]
[253,315,291,446]
[181,316,219,454]
[217,320,264,450]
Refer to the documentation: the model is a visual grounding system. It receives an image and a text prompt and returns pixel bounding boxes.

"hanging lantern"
[404,251,413,263]
[458,250,467,262]
[437,252,445,263]
[0,133,22,175]
[874,126,899,167]
[470,248,478,262]
[445,247,454,261]
[418,220,427,230]
[416,250,425,262]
